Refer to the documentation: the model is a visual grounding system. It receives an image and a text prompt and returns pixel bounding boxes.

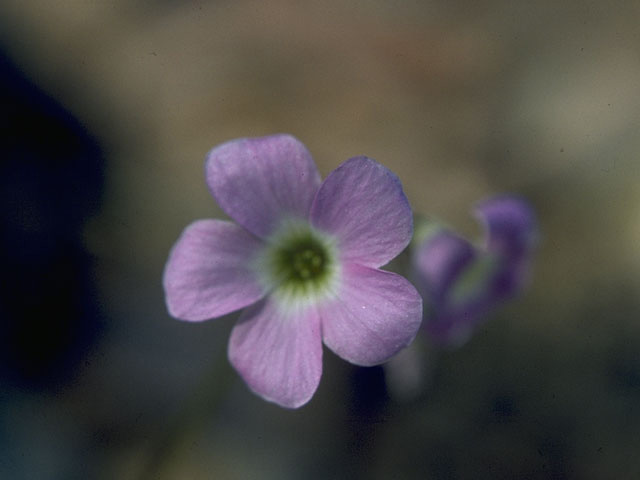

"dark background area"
[0,52,104,390]
[1,1,639,478]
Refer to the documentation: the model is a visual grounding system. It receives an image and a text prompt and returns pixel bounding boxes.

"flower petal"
[412,230,496,345]
[163,220,267,321]
[412,230,476,304]
[228,297,323,408]
[310,156,413,268]
[474,195,538,297]
[320,264,422,366]
[205,134,322,238]
[474,195,537,261]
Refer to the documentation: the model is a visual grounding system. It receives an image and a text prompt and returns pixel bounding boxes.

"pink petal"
[320,264,422,366]
[163,220,267,321]
[310,156,413,268]
[205,134,322,238]
[228,298,323,408]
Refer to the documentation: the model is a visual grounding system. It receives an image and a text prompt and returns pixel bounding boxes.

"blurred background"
[1,1,639,478]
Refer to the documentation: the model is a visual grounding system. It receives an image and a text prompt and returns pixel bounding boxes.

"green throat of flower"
[259,223,339,302]
[275,236,328,283]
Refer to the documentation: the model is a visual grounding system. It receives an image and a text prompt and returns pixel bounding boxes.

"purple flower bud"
[412,196,537,346]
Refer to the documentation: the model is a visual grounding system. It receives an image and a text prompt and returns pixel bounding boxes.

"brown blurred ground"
[1,0,639,478]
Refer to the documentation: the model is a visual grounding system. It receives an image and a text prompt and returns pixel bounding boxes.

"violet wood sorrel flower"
[163,134,422,408]
[412,195,537,346]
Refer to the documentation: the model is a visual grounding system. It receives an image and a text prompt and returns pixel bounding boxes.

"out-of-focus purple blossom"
[412,195,538,346]
[163,134,422,408]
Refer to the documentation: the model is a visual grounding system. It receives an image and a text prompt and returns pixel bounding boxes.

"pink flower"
[163,134,422,408]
